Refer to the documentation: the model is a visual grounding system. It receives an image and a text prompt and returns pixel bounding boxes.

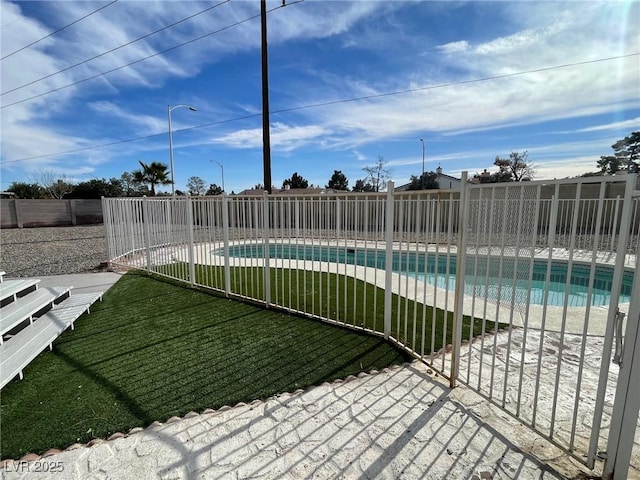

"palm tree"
[132,161,171,196]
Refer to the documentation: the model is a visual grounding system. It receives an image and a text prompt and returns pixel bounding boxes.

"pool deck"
[0,358,600,480]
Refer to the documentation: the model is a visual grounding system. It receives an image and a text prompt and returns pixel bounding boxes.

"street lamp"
[168,104,197,196]
[211,160,225,193]
[419,138,425,189]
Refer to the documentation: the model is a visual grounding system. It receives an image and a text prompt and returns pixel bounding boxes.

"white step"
[0,292,103,389]
[0,271,5,283]
[0,286,72,343]
[0,279,40,304]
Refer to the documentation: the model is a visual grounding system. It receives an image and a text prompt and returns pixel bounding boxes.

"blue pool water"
[216,243,633,307]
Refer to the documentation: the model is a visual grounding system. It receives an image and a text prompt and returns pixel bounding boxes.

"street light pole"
[168,104,197,196]
[211,160,225,193]
[420,138,425,190]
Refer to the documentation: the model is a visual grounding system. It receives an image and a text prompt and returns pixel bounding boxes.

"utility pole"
[420,138,425,190]
[260,0,272,193]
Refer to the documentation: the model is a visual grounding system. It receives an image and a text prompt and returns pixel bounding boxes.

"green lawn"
[0,272,413,458]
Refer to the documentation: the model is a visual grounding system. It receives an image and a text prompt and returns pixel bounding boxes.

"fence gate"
[453,174,638,472]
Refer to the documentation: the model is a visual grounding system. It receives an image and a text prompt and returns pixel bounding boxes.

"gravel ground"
[0,225,108,277]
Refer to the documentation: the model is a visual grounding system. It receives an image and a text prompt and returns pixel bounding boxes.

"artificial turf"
[156,262,492,355]
[0,272,413,458]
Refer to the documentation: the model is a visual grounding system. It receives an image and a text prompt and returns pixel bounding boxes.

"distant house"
[470,169,492,184]
[396,167,462,191]
[434,167,463,189]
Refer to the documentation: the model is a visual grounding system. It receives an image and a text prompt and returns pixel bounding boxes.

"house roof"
[437,173,462,181]
[236,187,328,196]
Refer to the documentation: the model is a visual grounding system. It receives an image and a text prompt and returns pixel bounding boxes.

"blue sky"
[1,0,638,194]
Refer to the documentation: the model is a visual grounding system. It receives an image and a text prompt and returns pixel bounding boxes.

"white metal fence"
[103,174,639,475]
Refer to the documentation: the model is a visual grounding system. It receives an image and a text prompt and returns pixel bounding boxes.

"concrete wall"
[0,199,103,228]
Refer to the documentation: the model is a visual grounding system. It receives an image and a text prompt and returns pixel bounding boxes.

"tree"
[132,161,171,196]
[362,156,391,192]
[206,183,223,195]
[31,170,73,199]
[67,178,123,199]
[406,172,439,191]
[599,132,640,174]
[326,170,349,190]
[597,155,623,175]
[120,172,149,196]
[351,179,375,192]
[186,176,206,195]
[474,151,534,183]
[493,151,534,182]
[253,183,264,190]
[282,172,309,189]
[6,182,45,199]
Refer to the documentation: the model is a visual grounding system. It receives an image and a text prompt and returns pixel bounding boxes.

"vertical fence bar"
[262,191,271,307]
[131,200,139,264]
[222,193,231,297]
[451,172,469,388]
[515,184,542,417]
[101,197,113,264]
[592,174,636,469]
[335,197,341,322]
[383,181,395,340]
[501,186,526,408]
[142,196,152,272]
[611,195,621,254]
[569,181,607,452]
[549,183,582,438]
[533,188,559,428]
[187,195,196,285]
[604,248,640,479]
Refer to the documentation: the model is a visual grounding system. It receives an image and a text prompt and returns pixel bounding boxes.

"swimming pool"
[215,243,633,307]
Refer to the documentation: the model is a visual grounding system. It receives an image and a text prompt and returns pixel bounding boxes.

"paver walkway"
[2,361,592,480]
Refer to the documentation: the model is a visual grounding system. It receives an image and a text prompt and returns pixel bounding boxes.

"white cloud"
[436,40,469,55]
[571,117,640,133]
[352,150,367,161]
[212,122,329,152]
[529,157,599,179]
[88,101,167,134]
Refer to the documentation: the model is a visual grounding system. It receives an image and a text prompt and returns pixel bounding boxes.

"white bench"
[0,292,103,389]
[0,287,72,344]
[0,279,40,304]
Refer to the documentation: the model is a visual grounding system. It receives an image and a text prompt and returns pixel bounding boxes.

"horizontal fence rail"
[102,174,639,470]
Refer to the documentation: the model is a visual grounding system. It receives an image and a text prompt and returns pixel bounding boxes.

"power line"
[1,52,637,165]
[1,0,231,96]
[1,0,118,61]
[1,3,288,109]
